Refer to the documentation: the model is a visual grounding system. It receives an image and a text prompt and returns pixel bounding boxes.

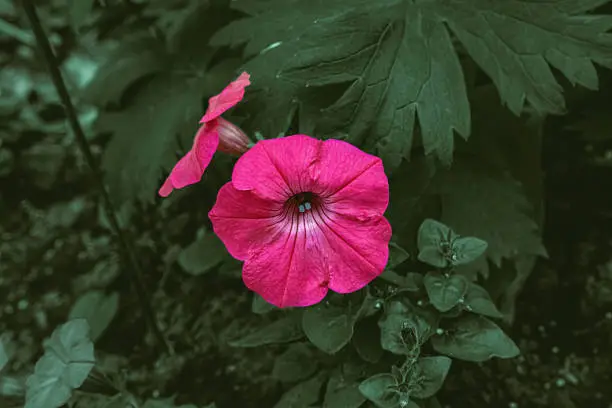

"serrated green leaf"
[68,290,120,342]
[439,0,612,115]
[178,232,228,276]
[431,314,519,362]
[423,271,468,313]
[252,293,277,314]
[411,356,452,399]
[434,159,547,277]
[81,35,166,106]
[229,316,304,348]
[358,373,398,408]
[278,2,469,167]
[272,343,316,383]
[214,0,612,167]
[25,319,95,408]
[463,283,503,318]
[274,373,326,408]
[324,371,366,408]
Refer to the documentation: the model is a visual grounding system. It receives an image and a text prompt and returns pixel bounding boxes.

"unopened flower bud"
[215,117,250,155]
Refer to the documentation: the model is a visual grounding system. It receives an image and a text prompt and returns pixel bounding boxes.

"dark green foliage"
[7,0,612,407]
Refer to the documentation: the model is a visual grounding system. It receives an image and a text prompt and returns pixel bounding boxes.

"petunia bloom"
[209,135,392,308]
[158,72,251,197]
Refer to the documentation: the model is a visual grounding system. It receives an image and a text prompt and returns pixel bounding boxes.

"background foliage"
[2,0,612,407]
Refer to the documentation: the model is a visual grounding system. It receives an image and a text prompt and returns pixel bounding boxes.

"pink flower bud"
[215,117,250,155]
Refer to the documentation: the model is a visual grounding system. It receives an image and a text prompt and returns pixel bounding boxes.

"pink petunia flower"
[209,135,392,308]
[159,72,251,197]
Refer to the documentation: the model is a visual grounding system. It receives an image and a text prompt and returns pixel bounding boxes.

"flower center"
[287,191,318,214]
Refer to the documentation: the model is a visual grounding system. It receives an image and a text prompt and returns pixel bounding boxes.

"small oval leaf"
[411,356,452,399]
[423,272,468,312]
[358,373,398,408]
[463,283,503,318]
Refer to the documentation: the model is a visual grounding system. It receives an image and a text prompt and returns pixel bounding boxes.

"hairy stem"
[21,0,172,354]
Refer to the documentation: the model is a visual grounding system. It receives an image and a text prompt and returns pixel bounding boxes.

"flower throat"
[289,192,316,213]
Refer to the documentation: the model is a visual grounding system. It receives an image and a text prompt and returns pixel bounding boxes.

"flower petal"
[242,213,331,308]
[159,126,219,197]
[209,182,283,260]
[314,211,392,294]
[313,139,389,216]
[200,72,251,124]
[232,135,321,201]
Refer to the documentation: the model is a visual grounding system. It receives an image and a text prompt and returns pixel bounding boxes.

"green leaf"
[274,373,326,408]
[440,0,612,116]
[302,297,361,354]
[417,219,455,268]
[178,232,228,276]
[25,319,95,408]
[423,271,468,312]
[434,159,547,277]
[214,0,612,167]
[352,317,384,363]
[81,35,166,107]
[228,316,304,347]
[68,0,95,31]
[324,373,367,408]
[431,314,519,362]
[451,237,488,266]
[358,373,399,408]
[411,356,452,399]
[379,270,421,292]
[252,293,277,315]
[378,300,437,356]
[68,290,120,342]
[279,1,469,167]
[272,343,317,383]
[463,283,503,319]
[388,242,410,269]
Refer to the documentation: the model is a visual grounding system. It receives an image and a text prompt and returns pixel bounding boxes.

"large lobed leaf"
[213,0,612,169]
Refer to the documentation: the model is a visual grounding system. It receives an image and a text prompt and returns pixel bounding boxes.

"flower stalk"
[22,0,171,354]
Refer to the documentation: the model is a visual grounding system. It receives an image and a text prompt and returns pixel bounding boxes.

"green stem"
[21,0,172,355]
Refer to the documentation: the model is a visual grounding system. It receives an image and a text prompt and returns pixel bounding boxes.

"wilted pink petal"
[209,135,392,308]
[158,127,219,197]
[200,72,251,123]
[159,72,250,197]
